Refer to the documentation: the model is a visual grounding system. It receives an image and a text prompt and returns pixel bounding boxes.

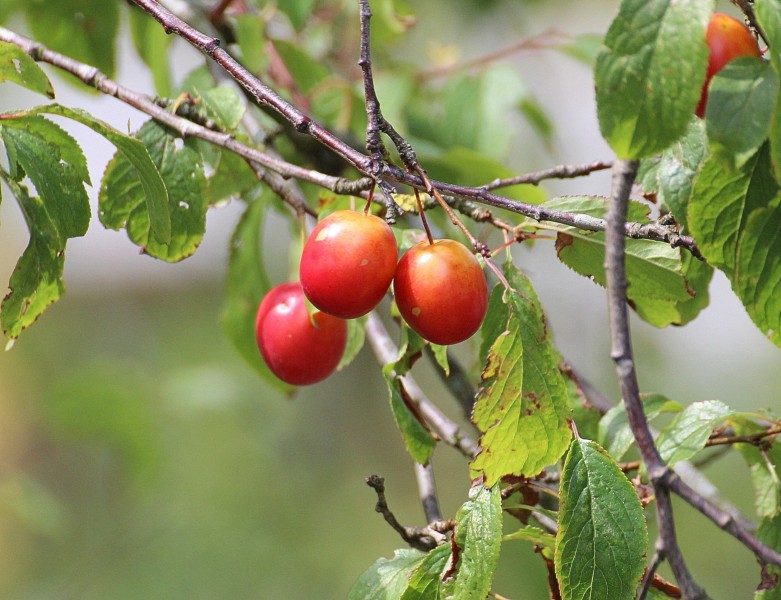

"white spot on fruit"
[411,307,421,317]
[360,258,369,266]
[315,229,330,242]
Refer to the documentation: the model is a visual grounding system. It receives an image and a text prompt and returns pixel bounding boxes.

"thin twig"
[365,475,442,551]
[482,160,613,191]
[0,20,701,254]
[604,159,707,600]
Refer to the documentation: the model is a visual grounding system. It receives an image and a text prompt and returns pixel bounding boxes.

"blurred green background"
[1,0,779,598]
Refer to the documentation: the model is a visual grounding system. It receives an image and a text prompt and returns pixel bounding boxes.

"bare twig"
[482,160,613,191]
[365,475,443,551]
[731,0,770,48]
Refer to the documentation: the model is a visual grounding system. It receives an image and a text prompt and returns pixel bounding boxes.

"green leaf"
[0,174,65,340]
[128,6,173,97]
[543,196,703,327]
[689,144,776,279]
[271,40,330,95]
[442,485,502,600]
[555,437,648,600]
[429,343,450,376]
[479,283,508,368]
[234,15,268,74]
[504,524,556,551]
[386,378,436,465]
[16,104,170,244]
[734,204,781,346]
[205,148,259,206]
[631,252,714,327]
[757,514,781,599]
[733,420,781,518]
[1,116,90,238]
[595,0,712,158]
[656,400,733,466]
[24,0,118,78]
[471,265,571,486]
[554,33,604,66]
[422,147,546,205]
[401,543,450,600]
[276,0,316,30]
[756,0,781,183]
[0,41,54,98]
[349,548,426,600]
[598,394,682,461]
[706,58,778,169]
[637,119,708,230]
[338,316,367,371]
[198,86,246,131]
[220,193,291,392]
[100,121,206,261]
[689,143,781,345]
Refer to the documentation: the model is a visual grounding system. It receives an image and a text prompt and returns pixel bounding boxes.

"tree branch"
[604,159,707,600]
[365,313,479,458]
[0,16,700,254]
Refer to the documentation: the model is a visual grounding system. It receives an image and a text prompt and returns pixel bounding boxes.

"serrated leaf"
[128,6,173,97]
[656,400,734,466]
[1,116,90,238]
[220,192,291,392]
[349,548,426,600]
[756,0,781,183]
[478,283,508,368]
[598,394,682,460]
[401,543,450,600]
[15,104,170,244]
[689,144,776,279]
[471,266,571,485]
[0,174,65,339]
[386,378,436,465]
[706,58,778,169]
[0,41,54,98]
[734,204,781,346]
[441,485,502,600]
[555,437,648,600]
[24,0,118,78]
[638,119,708,231]
[689,142,781,345]
[542,196,704,326]
[595,0,712,158]
[100,121,206,261]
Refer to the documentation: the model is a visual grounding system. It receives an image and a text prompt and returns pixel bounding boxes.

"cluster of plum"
[255,210,489,385]
[254,11,760,387]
